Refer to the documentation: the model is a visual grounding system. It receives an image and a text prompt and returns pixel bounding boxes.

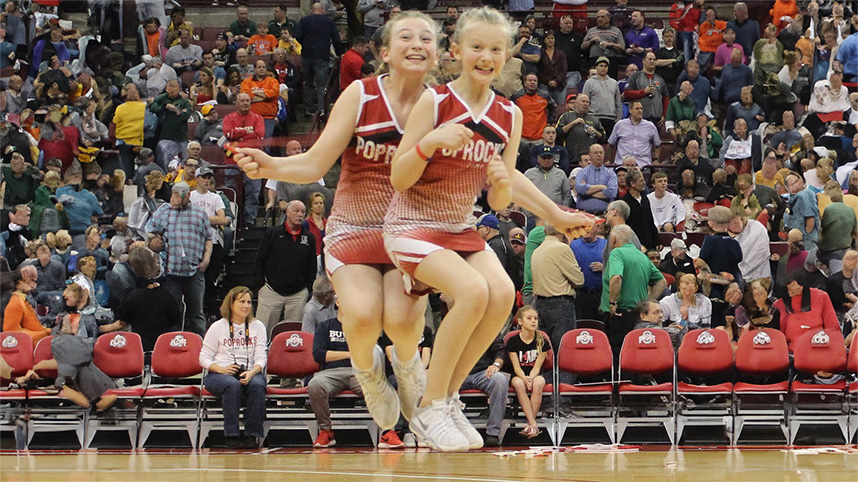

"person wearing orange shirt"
[697,5,726,72]
[2,268,51,344]
[240,60,281,139]
[511,73,555,156]
[247,22,278,56]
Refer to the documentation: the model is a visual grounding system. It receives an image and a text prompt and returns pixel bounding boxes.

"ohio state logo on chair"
[170,334,188,348]
[575,330,594,345]
[109,334,127,349]
[753,331,771,345]
[638,330,657,345]
[696,330,715,345]
[286,333,304,348]
[810,330,830,345]
[2,335,18,348]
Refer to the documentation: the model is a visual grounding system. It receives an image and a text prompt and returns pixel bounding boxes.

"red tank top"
[326,75,403,237]
[384,84,515,234]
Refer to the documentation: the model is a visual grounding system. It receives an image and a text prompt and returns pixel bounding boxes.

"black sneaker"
[244,435,263,449]
[483,434,501,447]
[225,436,243,449]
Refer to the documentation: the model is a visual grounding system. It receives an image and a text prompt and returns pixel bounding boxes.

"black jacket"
[254,223,316,296]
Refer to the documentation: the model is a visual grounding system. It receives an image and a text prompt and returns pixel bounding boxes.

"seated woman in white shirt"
[659,273,713,331]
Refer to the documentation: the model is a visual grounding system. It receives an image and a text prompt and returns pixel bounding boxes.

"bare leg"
[412,250,491,407]
[445,251,515,396]
[381,268,427,361]
[530,375,546,419]
[511,377,537,427]
[59,387,91,408]
[0,355,13,380]
[330,265,384,370]
[96,394,118,412]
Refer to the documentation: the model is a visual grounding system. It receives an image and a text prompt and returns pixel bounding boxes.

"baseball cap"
[216,32,228,40]
[615,166,629,174]
[137,147,154,159]
[196,166,214,177]
[510,232,526,245]
[670,238,687,251]
[570,167,583,179]
[538,145,555,157]
[566,93,577,103]
[596,56,610,66]
[172,181,191,196]
[476,213,500,230]
[201,104,215,116]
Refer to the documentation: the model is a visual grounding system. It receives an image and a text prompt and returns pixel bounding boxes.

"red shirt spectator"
[772,286,840,351]
[340,39,368,91]
[38,121,80,172]
[223,93,265,142]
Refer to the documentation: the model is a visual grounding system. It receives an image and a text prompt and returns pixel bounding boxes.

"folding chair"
[556,329,615,444]
[26,336,86,448]
[138,332,203,448]
[733,329,791,444]
[676,329,734,443]
[271,321,304,341]
[848,335,858,443]
[788,329,848,444]
[575,319,607,332]
[0,332,33,448]
[87,332,146,449]
[501,329,556,444]
[263,331,323,444]
[616,329,676,444]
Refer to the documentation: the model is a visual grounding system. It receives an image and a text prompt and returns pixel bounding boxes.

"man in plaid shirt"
[148,182,213,335]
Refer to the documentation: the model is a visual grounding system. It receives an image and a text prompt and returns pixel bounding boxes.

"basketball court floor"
[2,445,857,482]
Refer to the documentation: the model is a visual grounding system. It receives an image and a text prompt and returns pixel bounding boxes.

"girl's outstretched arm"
[235,81,362,183]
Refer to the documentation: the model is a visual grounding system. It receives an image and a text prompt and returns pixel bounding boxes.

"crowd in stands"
[1,0,858,449]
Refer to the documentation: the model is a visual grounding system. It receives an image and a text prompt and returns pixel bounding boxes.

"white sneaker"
[409,399,470,452]
[353,345,401,430]
[447,394,484,449]
[391,348,426,422]
[403,432,418,448]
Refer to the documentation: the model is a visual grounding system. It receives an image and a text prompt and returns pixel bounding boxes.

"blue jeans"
[163,270,206,335]
[302,58,330,114]
[679,31,695,67]
[117,142,138,180]
[203,372,267,438]
[565,71,582,92]
[243,174,262,227]
[534,295,577,383]
[460,371,510,437]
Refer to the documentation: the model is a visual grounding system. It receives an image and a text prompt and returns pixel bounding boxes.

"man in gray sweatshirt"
[582,57,623,137]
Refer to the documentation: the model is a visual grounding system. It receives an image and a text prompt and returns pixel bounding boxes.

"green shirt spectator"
[602,237,664,312]
[522,225,546,297]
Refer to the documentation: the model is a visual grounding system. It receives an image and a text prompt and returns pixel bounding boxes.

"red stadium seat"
[556,329,615,443]
[26,335,85,448]
[788,329,848,444]
[139,332,204,448]
[0,332,32,448]
[733,329,790,444]
[848,335,858,443]
[617,328,675,444]
[676,329,734,442]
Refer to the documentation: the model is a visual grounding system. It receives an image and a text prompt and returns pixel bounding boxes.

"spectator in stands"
[340,36,368,91]
[28,242,65,293]
[697,5,726,72]
[149,79,192,170]
[2,267,51,342]
[660,272,712,330]
[655,28,684,97]
[55,170,102,247]
[200,286,268,449]
[666,80,697,139]
[700,206,743,299]
[190,167,229,318]
[2,152,39,209]
[623,10,659,69]
[165,6,192,48]
[648,172,685,232]
[358,0,391,40]
[753,23,784,81]
[768,110,802,153]
[603,224,666,354]
[773,269,840,351]
[727,3,759,63]
[713,48,754,107]
[241,60,280,139]
[554,15,584,92]
[99,246,182,351]
[0,1,25,59]
[513,73,554,148]
[277,28,302,56]
[255,200,316,335]
[732,173,762,220]
[622,168,658,250]
[784,171,820,250]
[2,75,26,115]
[659,238,695,280]
[817,181,858,269]
[268,4,297,38]
[827,249,858,317]
[165,28,203,74]
[769,0,798,32]
[675,60,710,116]
[537,31,568,110]
[713,28,746,72]
[509,228,527,294]
[608,100,661,167]
[296,3,341,118]
[726,86,765,139]
[569,221,607,321]
[728,214,772,281]
[223,93,264,227]
[513,24,541,75]
[721,118,763,174]
[528,125,569,174]
[212,32,237,69]
[582,10,624,77]
[301,276,337,334]
[525,146,571,210]
[756,149,787,193]
[230,5,257,45]
[148,181,212,335]
[138,17,167,60]
[248,22,278,56]
[574,143,618,214]
[231,48,255,80]
[582,56,622,135]
[308,307,366,449]
[556,93,605,166]
[477,214,510,273]
[772,228,808,299]
[806,66,850,138]
[707,168,735,211]
[458,334,508,447]
[196,105,224,146]
[191,67,217,106]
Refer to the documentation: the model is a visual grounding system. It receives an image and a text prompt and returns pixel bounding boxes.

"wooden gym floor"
[1,446,857,482]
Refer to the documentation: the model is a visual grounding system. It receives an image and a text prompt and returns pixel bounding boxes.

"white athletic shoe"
[447,394,484,449]
[403,432,418,448]
[353,345,401,430]
[391,348,426,422]
[409,399,470,452]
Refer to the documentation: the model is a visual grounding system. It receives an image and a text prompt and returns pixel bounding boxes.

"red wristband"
[415,143,430,162]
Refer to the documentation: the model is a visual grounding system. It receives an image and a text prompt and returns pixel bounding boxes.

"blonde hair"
[110,169,126,192]
[145,170,165,195]
[712,168,727,185]
[453,6,516,49]
[42,170,63,190]
[817,157,834,181]
[514,305,544,353]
